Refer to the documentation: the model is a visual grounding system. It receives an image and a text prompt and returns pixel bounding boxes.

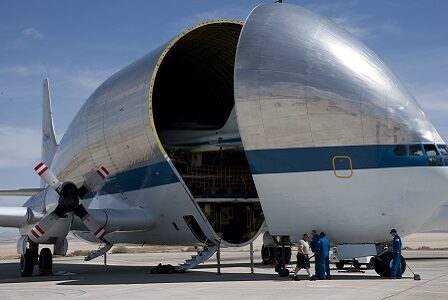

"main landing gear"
[274,236,291,277]
[372,252,406,277]
[20,242,53,277]
[261,245,292,265]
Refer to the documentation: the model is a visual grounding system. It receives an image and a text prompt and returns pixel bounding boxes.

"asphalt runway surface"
[0,251,448,299]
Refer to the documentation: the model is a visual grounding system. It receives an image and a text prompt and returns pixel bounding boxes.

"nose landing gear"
[38,248,53,276]
[20,242,53,277]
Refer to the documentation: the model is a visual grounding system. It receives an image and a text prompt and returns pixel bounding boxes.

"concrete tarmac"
[0,251,448,300]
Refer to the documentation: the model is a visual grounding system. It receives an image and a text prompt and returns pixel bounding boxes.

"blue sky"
[0,0,447,194]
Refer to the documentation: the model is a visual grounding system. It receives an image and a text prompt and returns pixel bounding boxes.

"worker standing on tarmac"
[389,228,402,279]
[310,230,320,277]
[318,232,331,280]
[292,233,317,281]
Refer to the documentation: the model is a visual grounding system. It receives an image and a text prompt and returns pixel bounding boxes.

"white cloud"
[413,87,448,114]
[331,15,401,39]
[305,0,358,13]
[4,27,45,48]
[0,126,40,167]
[303,1,401,40]
[22,28,44,40]
[0,64,47,77]
[173,5,248,31]
[70,67,117,90]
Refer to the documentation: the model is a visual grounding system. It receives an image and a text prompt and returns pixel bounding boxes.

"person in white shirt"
[292,233,316,281]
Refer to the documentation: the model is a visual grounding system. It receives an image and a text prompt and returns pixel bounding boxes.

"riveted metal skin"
[233,4,448,243]
[47,20,252,247]
[234,4,442,150]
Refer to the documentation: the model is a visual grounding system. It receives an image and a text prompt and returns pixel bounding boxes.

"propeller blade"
[29,212,59,239]
[34,162,61,190]
[78,166,110,198]
[73,204,109,243]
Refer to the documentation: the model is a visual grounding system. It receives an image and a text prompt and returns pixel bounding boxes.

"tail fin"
[41,78,58,187]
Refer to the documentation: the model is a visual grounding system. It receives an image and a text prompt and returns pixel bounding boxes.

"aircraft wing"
[0,188,44,197]
[0,207,42,228]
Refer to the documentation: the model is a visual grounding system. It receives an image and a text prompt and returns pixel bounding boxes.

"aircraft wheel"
[20,249,36,277]
[284,247,292,264]
[374,253,406,277]
[38,248,53,276]
[366,257,375,270]
[278,268,290,277]
[373,255,387,277]
[261,245,271,264]
[335,262,344,270]
[382,253,406,277]
[353,260,361,270]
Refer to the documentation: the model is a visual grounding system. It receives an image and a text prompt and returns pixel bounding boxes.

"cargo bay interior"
[152,22,264,244]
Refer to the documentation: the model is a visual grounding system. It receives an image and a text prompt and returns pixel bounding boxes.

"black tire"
[383,252,406,277]
[352,260,361,270]
[20,249,36,277]
[366,257,375,270]
[262,246,291,264]
[38,248,53,276]
[373,255,388,277]
[284,247,292,264]
[278,268,290,277]
[400,255,406,275]
[335,262,345,270]
[374,253,406,277]
[261,245,271,264]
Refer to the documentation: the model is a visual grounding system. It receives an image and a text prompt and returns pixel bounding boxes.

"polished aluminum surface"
[51,45,166,185]
[234,4,443,151]
[0,207,40,227]
[48,20,248,247]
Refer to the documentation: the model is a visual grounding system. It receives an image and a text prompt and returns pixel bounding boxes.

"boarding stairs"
[179,244,218,271]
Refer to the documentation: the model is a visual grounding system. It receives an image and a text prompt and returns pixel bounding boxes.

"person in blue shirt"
[319,232,331,280]
[390,228,402,279]
[310,230,321,278]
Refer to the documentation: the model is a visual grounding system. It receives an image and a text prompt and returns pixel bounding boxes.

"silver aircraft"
[1,3,447,278]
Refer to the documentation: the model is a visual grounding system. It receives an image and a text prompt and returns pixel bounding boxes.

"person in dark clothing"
[310,230,319,252]
[310,230,321,277]
[389,228,402,279]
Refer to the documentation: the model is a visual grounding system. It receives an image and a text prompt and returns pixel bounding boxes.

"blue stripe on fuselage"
[89,144,437,196]
[245,144,432,175]
[97,161,179,195]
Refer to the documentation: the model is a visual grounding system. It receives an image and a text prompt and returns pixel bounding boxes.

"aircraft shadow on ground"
[0,262,388,285]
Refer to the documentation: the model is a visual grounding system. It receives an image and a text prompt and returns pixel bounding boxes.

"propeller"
[31,163,110,243]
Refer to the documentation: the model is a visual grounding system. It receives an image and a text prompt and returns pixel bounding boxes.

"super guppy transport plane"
[0,3,447,278]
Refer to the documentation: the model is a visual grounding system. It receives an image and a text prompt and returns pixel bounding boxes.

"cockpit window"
[409,144,424,156]
[393,145,407,156]
[437,144,448,156]
[423,144,439,156]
